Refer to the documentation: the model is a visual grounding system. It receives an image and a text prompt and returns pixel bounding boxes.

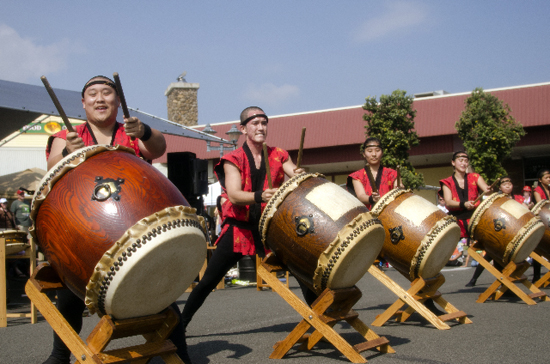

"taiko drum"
[468,193,544,267]
[531,200,550,259]
[371,189,461,281]
[259,173,386,294]
[30,145,206,319]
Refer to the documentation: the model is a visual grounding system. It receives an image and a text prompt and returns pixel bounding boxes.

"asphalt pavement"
[2,262,549,364]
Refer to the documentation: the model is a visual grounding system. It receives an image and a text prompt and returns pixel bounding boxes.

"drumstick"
[262,143,273,189]
[473,178,500,204]
[113,72,135,141]
[40,76,75,133]
[365,165,379,194]
[296,127,306,169]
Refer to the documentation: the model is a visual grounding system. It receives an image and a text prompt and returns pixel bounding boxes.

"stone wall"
[165,82,199,126]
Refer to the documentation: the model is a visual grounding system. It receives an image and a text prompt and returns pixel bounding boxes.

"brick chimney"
[165,72,199,126]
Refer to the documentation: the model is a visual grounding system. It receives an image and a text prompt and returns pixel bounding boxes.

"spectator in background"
[523,186,533,208]
[10,190,32,233]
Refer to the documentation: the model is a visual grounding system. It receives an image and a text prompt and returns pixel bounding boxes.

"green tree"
[455,87,525,184]
[362,89,424,189]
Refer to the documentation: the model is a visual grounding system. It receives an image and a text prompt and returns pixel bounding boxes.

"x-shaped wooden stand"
[369,266,471,330]
[257,254,394,363]
[468,248,548,305]
[25,263,184,364]
[530,251,550,288]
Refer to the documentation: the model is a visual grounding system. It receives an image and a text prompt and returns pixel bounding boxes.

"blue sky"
[1,1,549,125]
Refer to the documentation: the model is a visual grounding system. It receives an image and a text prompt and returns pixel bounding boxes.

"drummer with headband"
[178,106,306,363]
[41,76,187,364]
[46,75,166,170]
[347,137,400,209]
[439,151,489,243]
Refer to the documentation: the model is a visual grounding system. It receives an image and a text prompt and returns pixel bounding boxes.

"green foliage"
[362,89,424,189]
[455,88,525,184]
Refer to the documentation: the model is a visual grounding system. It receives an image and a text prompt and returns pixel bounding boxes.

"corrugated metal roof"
[156,82,550,163]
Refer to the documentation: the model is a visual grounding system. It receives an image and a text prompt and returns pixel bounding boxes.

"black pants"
[180,228,318,329]
[48,288,186,361]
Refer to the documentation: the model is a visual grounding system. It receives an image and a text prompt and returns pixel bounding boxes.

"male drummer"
[46,75,166,169]
[178,106,306,363]
[42,75,187,364]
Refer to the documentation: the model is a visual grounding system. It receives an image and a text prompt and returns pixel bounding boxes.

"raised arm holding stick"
[41,76,75,133]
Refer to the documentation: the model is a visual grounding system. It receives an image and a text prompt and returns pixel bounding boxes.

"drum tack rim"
[259,172,324,248]
[85,205,207,317]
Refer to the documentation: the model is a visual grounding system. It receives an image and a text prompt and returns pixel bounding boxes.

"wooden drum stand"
[530,251,550,288]
[257,254,394,363]
[25,263,184,364]
[468,246,548,305]
[368,266,471,330]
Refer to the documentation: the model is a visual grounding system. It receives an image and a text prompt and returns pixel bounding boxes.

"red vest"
[439,173,481,212]
[46,122,142,160]
[214,144,289,255]
[347,166,397,209]
[535,185,548,200]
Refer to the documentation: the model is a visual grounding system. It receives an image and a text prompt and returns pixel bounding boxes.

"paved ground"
[2,261,549,364]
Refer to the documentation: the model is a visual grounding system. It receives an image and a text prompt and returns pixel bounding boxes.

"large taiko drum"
[531,200,550,259]
[259,173,386,294]
[371,189,461,281]
[1,230,28,255]
[468,193,545,267]
[30,145,207,319]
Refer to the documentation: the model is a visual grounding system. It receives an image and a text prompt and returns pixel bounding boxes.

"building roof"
[156,82,550,164]
[0,79,223,143]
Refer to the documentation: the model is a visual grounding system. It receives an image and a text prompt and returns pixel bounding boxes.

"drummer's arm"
[47,134,85,170]
[124,117,166,160]
[442,185,463,210]
[352,179,372,206]
[224,162,276,205]
[282,158,305,178]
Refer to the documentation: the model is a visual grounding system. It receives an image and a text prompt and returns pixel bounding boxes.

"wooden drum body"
[1,230,28,255]
[532,200,550,259]
[30,145,207,319]
[371,189,461,281]
[259,173,386,295]
[468,193,545,267]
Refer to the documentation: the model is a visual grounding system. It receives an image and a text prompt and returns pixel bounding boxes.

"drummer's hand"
[464,201,475,210]
[371,192,380,203]
[262,188,278,202]
[66,132,85,153]
[123,116,144,139]
[293,167,305,175]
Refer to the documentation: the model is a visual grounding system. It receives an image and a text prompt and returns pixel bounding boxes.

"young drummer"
[347,137,399,209]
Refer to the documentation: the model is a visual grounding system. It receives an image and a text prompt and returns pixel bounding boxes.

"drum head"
[104,226,205,319]
[323,214,386,290]
[1,230,28,255]
[85,206,207,319]
[416,218,461,278]
[508,217,545,263]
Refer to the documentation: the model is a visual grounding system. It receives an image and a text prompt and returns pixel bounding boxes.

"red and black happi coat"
[535,185,549,201]
[45,122,142,160]
[214,143,288,256]
[440,173,481,238]
[346,166,397,209]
